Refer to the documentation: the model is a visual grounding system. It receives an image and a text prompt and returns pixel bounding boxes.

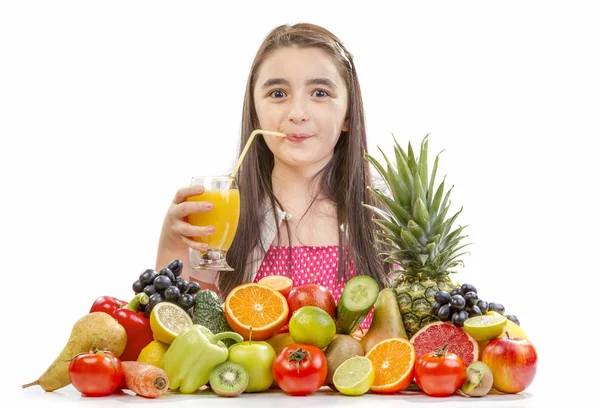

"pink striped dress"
[253,245,373,331]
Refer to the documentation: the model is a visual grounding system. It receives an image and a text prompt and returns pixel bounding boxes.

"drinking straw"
[230,129,287,179]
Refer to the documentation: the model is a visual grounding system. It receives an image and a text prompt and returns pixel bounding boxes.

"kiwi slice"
[209,361,249,397]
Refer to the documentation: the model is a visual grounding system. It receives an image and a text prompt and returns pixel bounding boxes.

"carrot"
[121,361,170,398]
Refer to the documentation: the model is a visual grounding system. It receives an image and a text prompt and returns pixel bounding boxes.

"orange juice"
[187,189,240,250]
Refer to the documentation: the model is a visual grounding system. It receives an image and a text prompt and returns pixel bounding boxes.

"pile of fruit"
[21,136,538,399]
[21,267,537,399]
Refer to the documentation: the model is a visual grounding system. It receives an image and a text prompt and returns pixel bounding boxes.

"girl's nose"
[287,97,310,123]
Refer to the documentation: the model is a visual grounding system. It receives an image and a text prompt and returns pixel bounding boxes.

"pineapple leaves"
[366,134,471,276]
[366,188,412,226]
[418,135,429,200]
[413,197,429,232]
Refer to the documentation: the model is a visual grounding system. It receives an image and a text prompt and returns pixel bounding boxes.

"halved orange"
[365,337,416,394]
[224,283,289,340]
[257,275,293,296]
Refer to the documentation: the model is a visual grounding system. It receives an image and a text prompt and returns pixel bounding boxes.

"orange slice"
[224,283,289,340]
[257,275,293,296]
[365,338,416,394]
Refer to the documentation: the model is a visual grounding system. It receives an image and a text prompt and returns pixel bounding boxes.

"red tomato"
[414,345,466,397]
[68,352,124,397]
[272,344,328,396]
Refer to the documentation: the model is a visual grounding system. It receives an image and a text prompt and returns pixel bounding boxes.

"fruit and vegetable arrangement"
[21,136,538,399]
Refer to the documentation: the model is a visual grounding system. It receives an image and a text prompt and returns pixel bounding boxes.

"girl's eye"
[269,90,286,98]
[312,89,330,98]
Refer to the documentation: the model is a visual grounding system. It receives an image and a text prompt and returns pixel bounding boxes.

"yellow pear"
[359,288,408,354]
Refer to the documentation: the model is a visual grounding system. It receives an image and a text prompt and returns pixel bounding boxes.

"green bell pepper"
[162,324,243,394]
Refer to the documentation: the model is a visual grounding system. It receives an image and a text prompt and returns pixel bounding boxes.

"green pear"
[359,288,408,354]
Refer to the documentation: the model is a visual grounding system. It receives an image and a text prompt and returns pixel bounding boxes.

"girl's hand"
[159,185,215,252]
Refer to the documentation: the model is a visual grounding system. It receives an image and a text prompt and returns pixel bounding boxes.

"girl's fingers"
[171,200,214,219]
[181,236,210,252]
[173,185,205,204]
[174,220,216,238]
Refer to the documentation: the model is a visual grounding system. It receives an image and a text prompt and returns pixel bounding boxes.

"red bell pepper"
[90,293,154,361]
[90,296,128,315]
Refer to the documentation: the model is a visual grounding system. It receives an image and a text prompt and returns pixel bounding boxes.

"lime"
[150,302,193,344]
[137,339,170,367]
[289,306,336,349]
[464,313,507,341]
[333,356,375,396]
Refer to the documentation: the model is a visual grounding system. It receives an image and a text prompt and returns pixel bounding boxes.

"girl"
[155,23,390,329]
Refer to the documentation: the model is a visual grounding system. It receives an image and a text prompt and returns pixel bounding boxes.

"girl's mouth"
[286,133,313,143]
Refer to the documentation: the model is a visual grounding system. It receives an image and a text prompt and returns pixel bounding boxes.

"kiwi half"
[209,361,249,397]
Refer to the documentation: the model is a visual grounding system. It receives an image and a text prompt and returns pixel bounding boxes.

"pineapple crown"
[364,134,470,279]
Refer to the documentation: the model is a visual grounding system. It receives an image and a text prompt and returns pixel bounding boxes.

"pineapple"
[364,135,470,339]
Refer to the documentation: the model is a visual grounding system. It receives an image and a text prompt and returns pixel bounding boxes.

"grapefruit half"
[410,321,478,366]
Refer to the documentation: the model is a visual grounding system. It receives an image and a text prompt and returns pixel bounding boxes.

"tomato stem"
[431,343,449,357]
[287,347,312,373]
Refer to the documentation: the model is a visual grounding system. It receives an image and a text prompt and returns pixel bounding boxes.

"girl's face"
[253,46,349,170]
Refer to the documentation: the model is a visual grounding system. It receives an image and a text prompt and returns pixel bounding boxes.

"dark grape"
[178,294,195,310]
[450,287,462,296]
[175,278,190,294]
[460,283,477,295]
[144,293,163,317]
[187,307,194,318]
[431,301,441,316]
[159,267,176,283]
[452,310,468,327]
[187,281,201,295]
[437,304,452,321]
[138,303,146,314]
[164,286,181,302]
[168,259,183,277]
[464,291,478,306]
[153,275,172,291]
[434,290,451,305]
[450,295,466,310]
[139,269,158,285]
[143,285,157,297]
[477,299,489,314]
[132,280,145,293]
[468,305,482,317]
[488,302,505,315]
[506,314,520,326]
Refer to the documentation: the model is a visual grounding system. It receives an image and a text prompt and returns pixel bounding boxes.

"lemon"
[137,340,170,367]
[149,302,193,344]
[289,306,336,349]
[464,313,507,341]
[333,356,375,396]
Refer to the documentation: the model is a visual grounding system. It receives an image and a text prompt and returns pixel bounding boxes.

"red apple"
[287,284,336,319]
[482,335,537,394]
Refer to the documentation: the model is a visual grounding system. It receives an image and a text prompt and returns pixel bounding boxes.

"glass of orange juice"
[187,175,240,271]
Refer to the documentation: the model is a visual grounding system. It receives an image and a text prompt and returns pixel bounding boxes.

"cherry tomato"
[414,345,466,397]
[272,344,328,396]
[68,351,124,397]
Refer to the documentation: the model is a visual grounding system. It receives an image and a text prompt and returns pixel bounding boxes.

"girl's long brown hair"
[218,23,389,298]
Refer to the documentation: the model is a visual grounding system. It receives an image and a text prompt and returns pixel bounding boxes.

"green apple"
[227,340,276,392]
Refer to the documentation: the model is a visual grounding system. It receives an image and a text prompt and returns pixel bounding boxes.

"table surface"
[17,383,554,408]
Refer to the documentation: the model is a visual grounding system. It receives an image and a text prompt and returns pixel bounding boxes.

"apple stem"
[504,331,511,339]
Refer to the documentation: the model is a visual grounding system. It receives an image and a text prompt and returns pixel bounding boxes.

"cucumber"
[335,275,380,334]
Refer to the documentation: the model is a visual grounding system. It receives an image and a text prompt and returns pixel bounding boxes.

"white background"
[2,1,598,406]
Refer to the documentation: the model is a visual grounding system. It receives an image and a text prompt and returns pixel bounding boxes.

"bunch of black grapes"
[132,259,201,317]
[432,283,520,327]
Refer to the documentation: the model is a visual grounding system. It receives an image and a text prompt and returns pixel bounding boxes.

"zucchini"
[335,275,380,334]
